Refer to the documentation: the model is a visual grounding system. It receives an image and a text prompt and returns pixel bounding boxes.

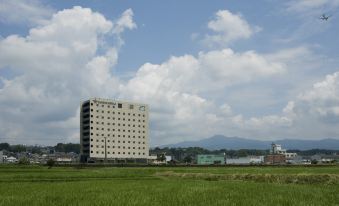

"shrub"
[47,159,55,169]
[18,157,30,165]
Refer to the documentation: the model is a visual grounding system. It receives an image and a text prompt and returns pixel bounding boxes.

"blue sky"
[0,0,339,145]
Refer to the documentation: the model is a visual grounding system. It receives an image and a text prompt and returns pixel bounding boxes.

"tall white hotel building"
[80,98,149,163]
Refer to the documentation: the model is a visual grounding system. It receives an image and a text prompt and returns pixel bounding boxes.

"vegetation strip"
[156,171,339,185]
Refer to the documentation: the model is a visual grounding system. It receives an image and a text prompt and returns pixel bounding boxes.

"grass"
[0,165,338,206]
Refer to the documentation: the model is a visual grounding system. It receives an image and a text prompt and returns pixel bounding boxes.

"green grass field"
[0,165,338,206]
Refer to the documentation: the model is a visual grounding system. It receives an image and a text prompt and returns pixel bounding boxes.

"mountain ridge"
[159,135,339,150]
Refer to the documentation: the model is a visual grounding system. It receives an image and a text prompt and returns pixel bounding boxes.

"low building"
[287,156,311,164]
[226,156,264,165]
[56,157,73,163]
[270,143,296,162]
[148,155,172,165]
[311,154,338,164]
[265,154,286,164]
[197,154,225,165]
[6,156,17,163]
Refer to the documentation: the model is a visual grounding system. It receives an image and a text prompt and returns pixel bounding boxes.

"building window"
[129,105,134,109]
[118,103,122,108]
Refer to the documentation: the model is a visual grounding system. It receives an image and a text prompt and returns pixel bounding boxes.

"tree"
[54,143,80,154]
[18,157,30,165]
[311,159,318,165]
[10,145,26,153]
[156,153,166,162]
[183,156,193,163]
[0,143,10,151]
[47,159,55,169]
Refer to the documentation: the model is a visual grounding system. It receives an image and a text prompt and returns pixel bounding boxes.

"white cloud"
[203,10,260,47]
[112,9,137,34]
[0,6,135,144]
[112,8,137,47]
[118,48,285,145]
[233,71,339,140]
[0,0,53,25]
[297,72,339,122]
[1,5,338,146]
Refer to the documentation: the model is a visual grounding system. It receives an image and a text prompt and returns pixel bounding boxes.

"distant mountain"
[160,135,339,150]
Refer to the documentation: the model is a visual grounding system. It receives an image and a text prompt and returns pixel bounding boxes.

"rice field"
[0,165,338,206]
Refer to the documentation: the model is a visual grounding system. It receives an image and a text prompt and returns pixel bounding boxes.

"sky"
[0,0,339,146]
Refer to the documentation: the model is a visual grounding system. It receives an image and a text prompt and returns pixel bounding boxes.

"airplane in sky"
[320,14,331,21]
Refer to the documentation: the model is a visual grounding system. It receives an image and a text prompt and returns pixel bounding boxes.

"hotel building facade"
[80,98,149,163]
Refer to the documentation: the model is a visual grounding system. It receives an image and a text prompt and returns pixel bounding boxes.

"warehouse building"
[197,154,225,165]
[80,98,149,163]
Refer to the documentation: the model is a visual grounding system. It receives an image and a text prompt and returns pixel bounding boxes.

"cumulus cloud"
[118,48,285,144]
[0,5,338,146]
[233,72,339,140]
[112,9,137,34]
[0,6,135,144]
[0,0,54,25]
[297,72,339,122]
[203,10,260,47]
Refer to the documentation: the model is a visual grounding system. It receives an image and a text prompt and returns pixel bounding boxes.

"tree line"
[1,142,338,159]
[0,143,80,154]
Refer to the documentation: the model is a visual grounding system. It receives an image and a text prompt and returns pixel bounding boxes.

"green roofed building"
[197,154,225,165]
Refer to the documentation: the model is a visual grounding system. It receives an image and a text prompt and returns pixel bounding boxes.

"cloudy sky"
[0,0,339,146]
